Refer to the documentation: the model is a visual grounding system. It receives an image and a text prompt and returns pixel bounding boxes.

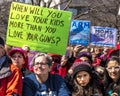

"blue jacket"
[22,73,70,96]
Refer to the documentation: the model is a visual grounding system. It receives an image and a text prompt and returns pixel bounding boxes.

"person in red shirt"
[48,53,61,74]
[59,55,72,77]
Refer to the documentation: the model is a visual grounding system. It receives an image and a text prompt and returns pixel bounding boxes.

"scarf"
[0,55,11,79]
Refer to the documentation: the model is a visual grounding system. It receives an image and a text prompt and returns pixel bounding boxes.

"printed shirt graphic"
[23,73,70,96]
[34,84,57,96]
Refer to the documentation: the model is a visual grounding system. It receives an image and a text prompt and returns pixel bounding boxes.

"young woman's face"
[106,60,120,82]
[11,52,25,69]
[33,56,50,75]
[75,71,91,86]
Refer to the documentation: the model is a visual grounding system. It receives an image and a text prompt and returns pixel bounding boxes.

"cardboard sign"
[6,2,72,55]
[69,20,90,46]
[90,26,117,47]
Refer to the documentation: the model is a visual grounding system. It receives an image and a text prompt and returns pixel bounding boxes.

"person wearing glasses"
[103,56,120,96]
[22,52,70,96]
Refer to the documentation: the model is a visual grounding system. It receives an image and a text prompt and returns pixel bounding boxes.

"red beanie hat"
[9,48,29,69]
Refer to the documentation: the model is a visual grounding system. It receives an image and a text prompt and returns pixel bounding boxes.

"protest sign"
[69,20,90,46]
[6,2,72,55]
[90,26,117,47]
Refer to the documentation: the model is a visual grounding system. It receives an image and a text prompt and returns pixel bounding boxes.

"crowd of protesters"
[0,36,120,96]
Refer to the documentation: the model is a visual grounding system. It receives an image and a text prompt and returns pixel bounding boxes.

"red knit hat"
[9,48,29,69]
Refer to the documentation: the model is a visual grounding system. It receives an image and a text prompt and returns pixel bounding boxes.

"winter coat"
[105,81,120,96]
[0,55,22,96]
[22,73,70,96]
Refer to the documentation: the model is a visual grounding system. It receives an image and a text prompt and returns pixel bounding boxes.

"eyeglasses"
[34,62,47,67]
[106,66,120,72]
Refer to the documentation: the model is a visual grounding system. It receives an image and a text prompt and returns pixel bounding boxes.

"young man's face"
[0,44,5,58]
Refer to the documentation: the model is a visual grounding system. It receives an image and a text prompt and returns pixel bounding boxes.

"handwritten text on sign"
[6,2,72,55]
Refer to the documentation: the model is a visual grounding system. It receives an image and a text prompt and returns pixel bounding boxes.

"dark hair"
[64,68,103,96]
[73,72,103,96]
[109,49,120,58]
[106,56,120,67]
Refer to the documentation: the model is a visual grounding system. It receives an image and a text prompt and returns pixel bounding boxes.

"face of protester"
[73,45,82,53]
[75,71,91,86]
[33,56,50,75]
[91,53,96,61]
[103,48,109,55]
[22,46,30,53]
[80,56,89,63]
[94,48,100,54]
[60,55,68,66]
[106,60,120,82]
[0,44,5,58]
[11,52,25,69]
[50,56,60,71]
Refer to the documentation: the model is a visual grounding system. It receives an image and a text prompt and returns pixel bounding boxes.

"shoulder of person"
[23,73,37,86]
[24,73,35,79]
